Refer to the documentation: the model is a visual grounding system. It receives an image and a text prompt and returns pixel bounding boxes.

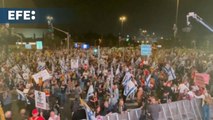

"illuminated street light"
[152,32,155,35]
[142,30,147,34]
[46,16,53,20]
[142,41,144,44]
[46,16,71,49]
[46,16,53,25]
[119,16,127,34]
[119,16,126,22]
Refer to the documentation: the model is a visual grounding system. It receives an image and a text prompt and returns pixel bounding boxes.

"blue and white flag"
[145,74,151,88]
[80,98,96,120]
[86,107,96,120]
[10,65,19,73]
[71,59,79,69]
[110,66,114,95]
[60,59,68,73]
[111,66,114,78]
[122,72,132,86]
[90,65,95,76]
[60,63,69,74]
[131,58,134,66]
[86,85,94,101]
[135,57,142,66]
[115,64,120,75]
[123,80,137,97]
[163,64,176,81]
[22,64,31,73]
[51,61,55,74]
[37,61,46,71]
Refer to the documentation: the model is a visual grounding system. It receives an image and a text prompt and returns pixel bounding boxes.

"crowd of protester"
[0,47,212,120]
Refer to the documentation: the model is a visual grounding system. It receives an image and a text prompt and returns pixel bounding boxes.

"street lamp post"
[173,0,179,38]
[119,16,126,34]
[119,16,126,62]
[175,0,179,25]
[47,16,70,50]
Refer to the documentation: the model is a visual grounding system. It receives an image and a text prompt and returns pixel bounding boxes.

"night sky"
[2,0,213,37]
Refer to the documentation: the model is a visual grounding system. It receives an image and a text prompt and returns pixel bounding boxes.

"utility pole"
[47,16,71,50]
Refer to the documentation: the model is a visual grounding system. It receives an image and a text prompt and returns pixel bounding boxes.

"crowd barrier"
[101,98,213,120]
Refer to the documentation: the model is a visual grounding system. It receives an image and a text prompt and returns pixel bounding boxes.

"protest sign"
[22,73,29,80]
[71,59,79,69]
[141,44,152,56]
[194,73,210,87]
[10,65,19,73]
[32,69,52,84]
[34,90,47,110]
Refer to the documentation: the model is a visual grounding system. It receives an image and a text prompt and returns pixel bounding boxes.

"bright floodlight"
[142,30,147,33]
[46,16,53,21]
[119,16,126,22]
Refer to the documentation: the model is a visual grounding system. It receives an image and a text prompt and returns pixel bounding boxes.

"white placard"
[71,59,79,69]
[34,90,47,110]
[32,69,52,84]
[10,65,19,73]
[22,73,29,80]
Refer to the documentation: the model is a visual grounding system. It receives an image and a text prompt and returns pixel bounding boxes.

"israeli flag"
[10,65,19,73]
[90,65,95,76]
[115,64,120,75]
[163,65,176,81]
[112,58,117,65]
[37,61,46,71]
[111,66,114,78]
[131,58,134,66]
[122,72,132,86]
[145,74,151,88]
[51,61,55,73]
[135,57,142,66]
[86,107,96,120]
[80,98,96,120]
[71,59,79,69]
[6,59,12,67]
[59,58,65,66]
[22,64,31,73]
[60,64,68,74]
[123,80,137,97]
[86,85,94,101]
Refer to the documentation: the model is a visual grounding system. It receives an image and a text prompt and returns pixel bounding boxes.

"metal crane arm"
[186,12,213,32]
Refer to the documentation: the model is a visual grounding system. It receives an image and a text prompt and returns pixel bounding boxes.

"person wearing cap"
[29,109,45,120]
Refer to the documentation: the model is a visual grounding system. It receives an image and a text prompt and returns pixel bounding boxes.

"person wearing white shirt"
[48,111,60,120]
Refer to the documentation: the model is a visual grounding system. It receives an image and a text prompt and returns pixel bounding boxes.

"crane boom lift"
[186,12,213,32]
